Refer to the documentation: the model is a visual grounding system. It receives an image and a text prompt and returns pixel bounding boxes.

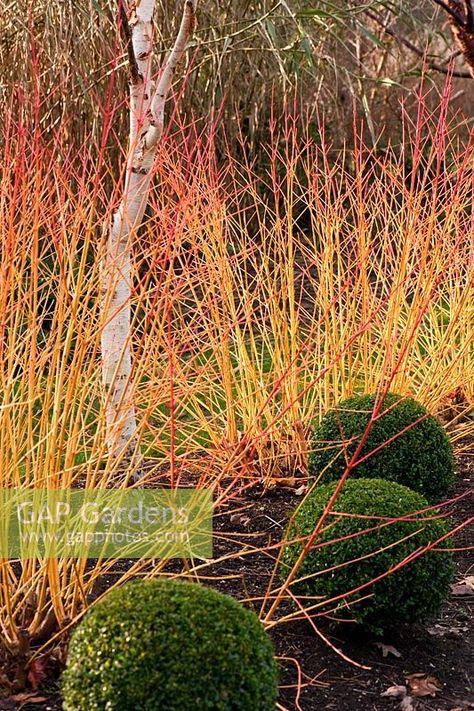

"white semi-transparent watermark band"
[0,489,213,559]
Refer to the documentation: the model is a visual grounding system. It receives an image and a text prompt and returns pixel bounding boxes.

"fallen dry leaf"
[406,673,442,697]
[267,477,297,489]
[427,623,467,639]
[374,642,402,658]
[399,697,415,711]
[381,684,407,698]
[0,694,48,709]
[27,655,48,689]
[451,576,474,596]
[294,484,308,496]
[229,512,251,527]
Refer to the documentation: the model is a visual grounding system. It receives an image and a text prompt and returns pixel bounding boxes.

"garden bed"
[0,448,472,711]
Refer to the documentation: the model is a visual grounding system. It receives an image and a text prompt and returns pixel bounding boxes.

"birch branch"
[146,0,197,149]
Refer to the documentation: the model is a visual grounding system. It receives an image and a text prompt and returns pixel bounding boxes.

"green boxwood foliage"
[308,392,454,501]
[62,579,278,711]
[282,478,453,633]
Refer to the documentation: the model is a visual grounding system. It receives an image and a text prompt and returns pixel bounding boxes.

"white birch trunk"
[101,0,197,476]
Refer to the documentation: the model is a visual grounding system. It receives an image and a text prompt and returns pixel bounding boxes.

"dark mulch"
[1,449,472,711]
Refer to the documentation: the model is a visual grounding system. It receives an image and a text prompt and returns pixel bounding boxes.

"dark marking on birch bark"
[186,0,197,33]
[118,0,140,84]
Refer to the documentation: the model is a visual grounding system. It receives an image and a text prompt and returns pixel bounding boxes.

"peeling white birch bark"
[101,0,197,478]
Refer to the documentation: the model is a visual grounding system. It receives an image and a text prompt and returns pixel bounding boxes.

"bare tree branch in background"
[432,0,466,24]
[439,0,474,76]
[365,8,471,78]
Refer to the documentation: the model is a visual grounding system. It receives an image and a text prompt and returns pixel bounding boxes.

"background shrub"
[62,578,279,711]
[308,392,454,501]
[3,1,470,155]
[282,478,453,633]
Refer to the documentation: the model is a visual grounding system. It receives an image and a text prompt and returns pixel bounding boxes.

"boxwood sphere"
[62,579,279,711]
[308,392,454,501]
[282,478,453,633]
